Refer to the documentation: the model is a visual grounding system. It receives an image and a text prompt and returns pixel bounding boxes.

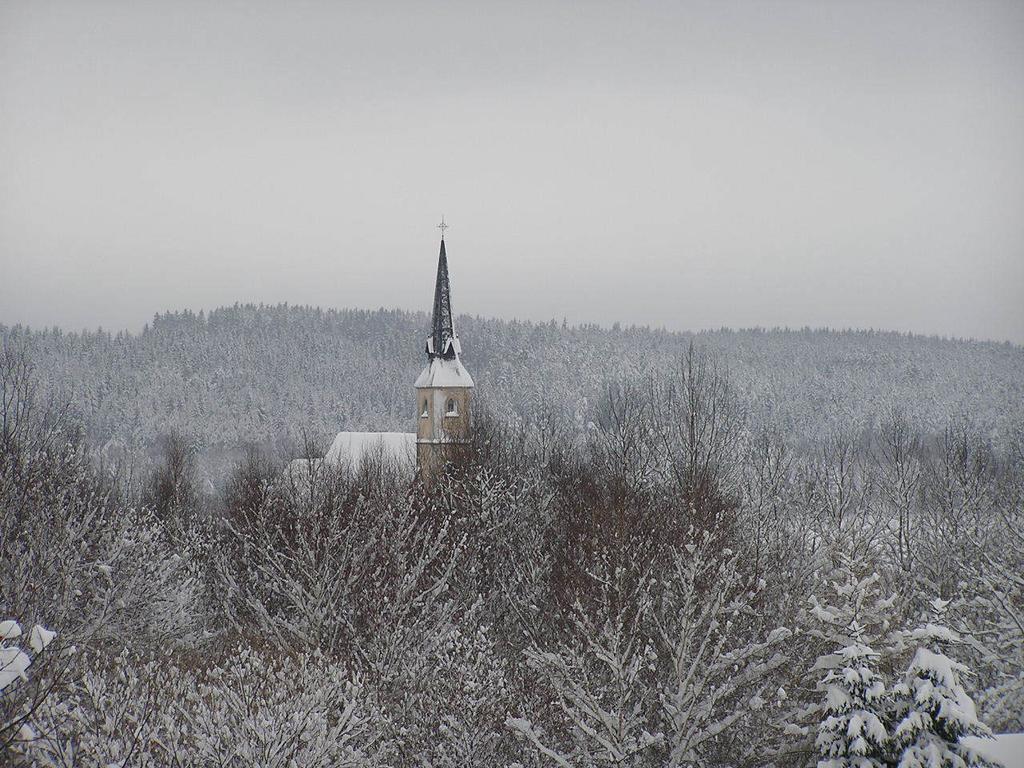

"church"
[288,227,474,482]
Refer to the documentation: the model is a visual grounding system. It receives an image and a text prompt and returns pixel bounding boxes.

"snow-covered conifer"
[800,564,896,767]
[815,619,889,768]
[890,598,997,768]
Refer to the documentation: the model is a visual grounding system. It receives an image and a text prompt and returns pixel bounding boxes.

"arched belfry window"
[421,399,429,418]
[446,397,458,416]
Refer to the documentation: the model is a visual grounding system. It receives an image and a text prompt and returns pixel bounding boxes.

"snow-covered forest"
[3,305,1022,484]
[2,309,1023,766]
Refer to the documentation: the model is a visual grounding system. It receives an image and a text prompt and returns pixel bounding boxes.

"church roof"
[325,431,416,466]
[427,239,458,360]
[285,432,416,486]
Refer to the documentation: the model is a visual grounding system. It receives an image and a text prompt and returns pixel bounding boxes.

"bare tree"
[653,342,744,539]
[874,408,923,572]
[144,430,200,526]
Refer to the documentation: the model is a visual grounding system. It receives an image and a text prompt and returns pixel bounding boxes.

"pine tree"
[816,619,890,768]
[796,563,896,767]
[890,598,997,768]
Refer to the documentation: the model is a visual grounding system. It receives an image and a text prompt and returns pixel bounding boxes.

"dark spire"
[428,239,457,359]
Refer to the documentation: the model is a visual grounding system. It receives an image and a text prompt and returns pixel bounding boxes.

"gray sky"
[2,1,1023,343]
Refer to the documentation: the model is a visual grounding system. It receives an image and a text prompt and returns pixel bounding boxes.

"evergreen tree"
[816,619,890,768]
[890,598,996,768]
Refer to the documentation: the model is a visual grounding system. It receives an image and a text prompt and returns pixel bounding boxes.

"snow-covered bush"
[214,461,461,659]
[511,591,661,766]
[24,649,185,767]
[656,537,791,766]
[22,644,377,768]
[0,443,201,649]
[213,457,520,761]
[189,646,375,768]
[0,618,57,754]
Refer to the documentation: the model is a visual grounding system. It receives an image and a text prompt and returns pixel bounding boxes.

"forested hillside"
[3,304,1022,480]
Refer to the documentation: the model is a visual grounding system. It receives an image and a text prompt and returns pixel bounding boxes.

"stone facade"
[415,383,472,478]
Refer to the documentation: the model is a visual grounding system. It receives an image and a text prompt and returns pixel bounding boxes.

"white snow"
[961,733,1024,768]
[414,357,475,389]
[908,647,969,698]
[766,627,791,643]
[905,622,960,645]
[29,624,56,653]
[0,620,22,640]
[0,645,31,690]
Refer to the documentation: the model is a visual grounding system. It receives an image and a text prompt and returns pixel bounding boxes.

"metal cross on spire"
[437,216,449,240]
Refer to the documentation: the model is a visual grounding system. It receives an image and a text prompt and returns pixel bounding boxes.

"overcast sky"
[1,1,1022,343]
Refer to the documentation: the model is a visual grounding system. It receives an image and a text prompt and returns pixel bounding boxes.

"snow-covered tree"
[794,563,897,767]
[8,311,1022,482]
[510,529,792,767]
[508,580,660,767]
[656,538,791,766]
[5,312,1024,766]
[970,423,1024,731]
[890,598,997,768]
[815,620,889,768]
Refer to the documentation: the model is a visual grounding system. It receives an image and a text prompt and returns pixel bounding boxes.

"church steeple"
[415,225,474,481]
[427,239,458,360]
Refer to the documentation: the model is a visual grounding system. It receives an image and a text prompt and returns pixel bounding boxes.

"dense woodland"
[1,308,1023,766]
[2,305,1023,484]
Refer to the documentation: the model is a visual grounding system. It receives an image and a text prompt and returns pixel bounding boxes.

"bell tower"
[415,226,474,479]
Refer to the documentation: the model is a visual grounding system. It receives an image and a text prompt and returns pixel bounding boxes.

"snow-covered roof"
[414,356,475,389]
[284,432,415,490]
[324,431,416,467]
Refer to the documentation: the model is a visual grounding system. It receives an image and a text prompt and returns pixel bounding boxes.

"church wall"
[415,386,472,479]
[416,387,472,444]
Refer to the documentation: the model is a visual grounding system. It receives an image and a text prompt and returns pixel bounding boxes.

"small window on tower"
[446,398,458,416]
[421,399,429,418]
